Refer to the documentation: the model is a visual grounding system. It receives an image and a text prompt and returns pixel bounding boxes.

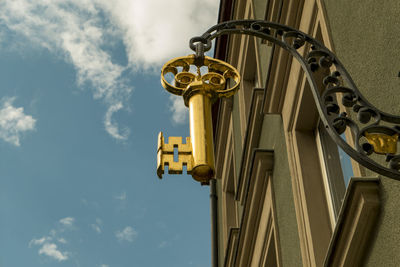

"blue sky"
[0,1,219,266]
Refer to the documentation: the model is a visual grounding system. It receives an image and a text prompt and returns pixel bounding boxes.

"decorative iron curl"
[190,20,400,180]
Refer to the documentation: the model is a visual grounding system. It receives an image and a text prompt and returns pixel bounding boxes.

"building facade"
[212,0,400,266]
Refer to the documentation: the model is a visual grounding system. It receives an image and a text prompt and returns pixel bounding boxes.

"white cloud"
[39,243,68,261]
[115,226,137,242]
[91,218,103,234]
[0,97,36,146]
[98,0,219,69]
[30,236,69,262]
[29,236,50,247]
[114,191,127,200]
[0,0,219,138]
[29,216,78,262]
[169,95,187,124]
[100,264,109,267]
[58,238,67,244]
[92,224,101,233]
[59,217,75,227]
[104,102,129,140]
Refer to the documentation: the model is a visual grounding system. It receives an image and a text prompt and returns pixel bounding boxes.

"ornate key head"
[161,55,240,105]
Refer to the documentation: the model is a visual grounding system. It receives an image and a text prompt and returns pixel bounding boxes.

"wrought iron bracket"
[189,19,400,180]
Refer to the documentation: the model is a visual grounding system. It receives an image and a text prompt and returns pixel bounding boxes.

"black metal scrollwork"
[190,20,400,180]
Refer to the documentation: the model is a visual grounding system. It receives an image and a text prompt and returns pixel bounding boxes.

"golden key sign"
[157,55,240,185]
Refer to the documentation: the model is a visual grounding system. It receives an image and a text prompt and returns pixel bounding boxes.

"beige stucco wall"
[323,0,400,114]
[323,0,400,265]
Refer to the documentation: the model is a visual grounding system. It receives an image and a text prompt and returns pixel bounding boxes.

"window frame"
[266,1,362,266]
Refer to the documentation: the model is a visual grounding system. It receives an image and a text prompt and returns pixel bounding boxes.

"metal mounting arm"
[188,19,400,181]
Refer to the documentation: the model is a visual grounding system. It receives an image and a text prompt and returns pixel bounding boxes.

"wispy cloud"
[81,198,100,209]
[29,236,50,246]
[29,217,77,261]
[169,95,187,124]
[114,192,127,211]
[30,236,69,262]
[104,102,129,140]
[59,217,75,227]
[91,218,103,234]
[0,0,219,139]
[115,226,137,242]
[58,238,67,244]
[0,0,131,140]
[114,191,127,201]
[92,224,101,234]
[0,97,36,146]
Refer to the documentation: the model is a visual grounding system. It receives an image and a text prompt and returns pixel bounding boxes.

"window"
[316,121,354,224]
[276,12,360,266]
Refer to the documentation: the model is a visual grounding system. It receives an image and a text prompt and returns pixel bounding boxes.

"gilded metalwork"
[187,19,400,180]
[364,132,398,155]
[158,55,241,184]
[161,55,240,105]
[157,132,193,178]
